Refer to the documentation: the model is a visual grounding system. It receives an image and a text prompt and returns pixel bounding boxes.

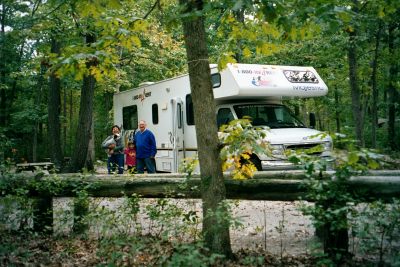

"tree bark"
[66,34,97,172]
[85,117,95,171]
[346,0,364,146]
[234,8,244,62]
[32,64,46,162]
[48,38,64,170]
[387,23,398,150]
[334,86,341,133]
[179,0,232,257]
[370,23,382,148]
[348,29,363,146]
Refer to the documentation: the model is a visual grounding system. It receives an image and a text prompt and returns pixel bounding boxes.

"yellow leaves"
[287,24,320,42]
[256,43,281,56]
[218,53,236,70]
[242,47,252,58]
[108,0,122,9]
[262,23,280,39]
[337,11,352,24]
[367,159,380,170]
[219,119,269,180]
[179,156,199,175]
[222,153,257,180]
[89,66,103,82]
[378,7,385,19]
[120,35,142,50]
[346,26,354,33]
[76,1,105,18]
[131,20,148,32]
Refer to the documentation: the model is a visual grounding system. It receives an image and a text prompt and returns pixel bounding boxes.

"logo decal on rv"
[133,89,152,103]
[251,76,271,86]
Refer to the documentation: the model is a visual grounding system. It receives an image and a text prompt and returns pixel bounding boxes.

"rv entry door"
[171,97,184,172]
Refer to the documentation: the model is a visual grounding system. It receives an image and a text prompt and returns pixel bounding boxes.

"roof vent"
[139,82,155,87]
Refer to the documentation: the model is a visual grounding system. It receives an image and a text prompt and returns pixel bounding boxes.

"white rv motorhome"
[113,63,332,172]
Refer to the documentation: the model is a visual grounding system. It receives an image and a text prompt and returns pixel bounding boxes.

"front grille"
[285,143,323,155]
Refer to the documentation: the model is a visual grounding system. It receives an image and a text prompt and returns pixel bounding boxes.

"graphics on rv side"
[113,63,332,173]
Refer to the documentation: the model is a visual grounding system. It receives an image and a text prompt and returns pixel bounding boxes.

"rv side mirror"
[309,113,316,129]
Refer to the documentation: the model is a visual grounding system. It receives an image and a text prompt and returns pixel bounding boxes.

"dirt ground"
[89,165,319,256]
[53,198,318,257]
[230,200,317,256]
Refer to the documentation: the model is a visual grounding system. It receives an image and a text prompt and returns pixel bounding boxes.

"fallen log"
[4,170,397,201]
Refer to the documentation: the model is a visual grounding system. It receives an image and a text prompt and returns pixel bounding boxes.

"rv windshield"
[233,104,305,129]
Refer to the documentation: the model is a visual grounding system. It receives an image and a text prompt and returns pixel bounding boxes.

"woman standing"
[101,125,124,174]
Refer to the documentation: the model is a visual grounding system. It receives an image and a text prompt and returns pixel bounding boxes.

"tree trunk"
[32,64,45,162]
[48,38,64,170]
[179,0,232,257]
[370,23,382,148]
[387,23,398,150]
[69,89,73,155]
[63,85,67,155]
[234,8,244,62]
[348,29,363,146]
[66,34,97,172]
[334,86,341,133]
[0,3,9,127]
[85,117,95,171]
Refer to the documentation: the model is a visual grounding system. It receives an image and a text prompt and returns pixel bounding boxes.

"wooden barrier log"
[3,170,400,200]
[45,170,400,201]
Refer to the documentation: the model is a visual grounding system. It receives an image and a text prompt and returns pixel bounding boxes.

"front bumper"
[261,160,298,170]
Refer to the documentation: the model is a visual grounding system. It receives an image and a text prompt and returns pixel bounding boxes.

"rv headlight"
[270,144,285,156]
[323,141,332,151]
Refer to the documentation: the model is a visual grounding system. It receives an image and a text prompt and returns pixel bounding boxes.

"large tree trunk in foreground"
[179,0,232,257]
[48,38,64,170]
[66,34,96,172]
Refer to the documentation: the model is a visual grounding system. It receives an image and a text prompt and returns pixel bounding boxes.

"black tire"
[249,155,262,171]
[240,154,262,171]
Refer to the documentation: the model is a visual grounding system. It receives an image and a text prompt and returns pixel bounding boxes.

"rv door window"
[177,103,182,129]
[123,105,138,130]
[152,104,159,125]
[211,73,221,88]
[185,94,195,125]
[217,108,234,128]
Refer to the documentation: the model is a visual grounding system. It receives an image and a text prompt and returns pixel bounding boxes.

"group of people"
[101,120,157,174]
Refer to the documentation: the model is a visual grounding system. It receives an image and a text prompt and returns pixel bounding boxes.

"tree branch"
[143,0,160,19]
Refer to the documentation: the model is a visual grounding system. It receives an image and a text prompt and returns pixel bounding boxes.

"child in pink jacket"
[124,141,136,173]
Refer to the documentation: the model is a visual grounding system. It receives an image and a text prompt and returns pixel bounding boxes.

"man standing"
[135,120,157,173]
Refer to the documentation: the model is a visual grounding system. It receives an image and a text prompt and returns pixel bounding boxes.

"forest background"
[0,0,399,170]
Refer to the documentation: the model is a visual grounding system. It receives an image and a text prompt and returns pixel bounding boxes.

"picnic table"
[16,162,55,173]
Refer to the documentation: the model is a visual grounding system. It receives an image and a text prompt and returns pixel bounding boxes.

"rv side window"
[186,94,195,125]
[211,73,221,88]
[152,104,159,125]
[122,105,138,130]
[217,108,234,128]
[177,103,182,129]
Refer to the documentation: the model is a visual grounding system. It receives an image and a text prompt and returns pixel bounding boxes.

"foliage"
[354,199,400,266]
[292,135,387,263]
[178,156,199,176]
[204,200,243,237]
[165,242,225,267]
[219,119,270,179]
[0,129,16,173]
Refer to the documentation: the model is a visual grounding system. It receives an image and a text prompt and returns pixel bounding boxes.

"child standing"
[124,141,136,173]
